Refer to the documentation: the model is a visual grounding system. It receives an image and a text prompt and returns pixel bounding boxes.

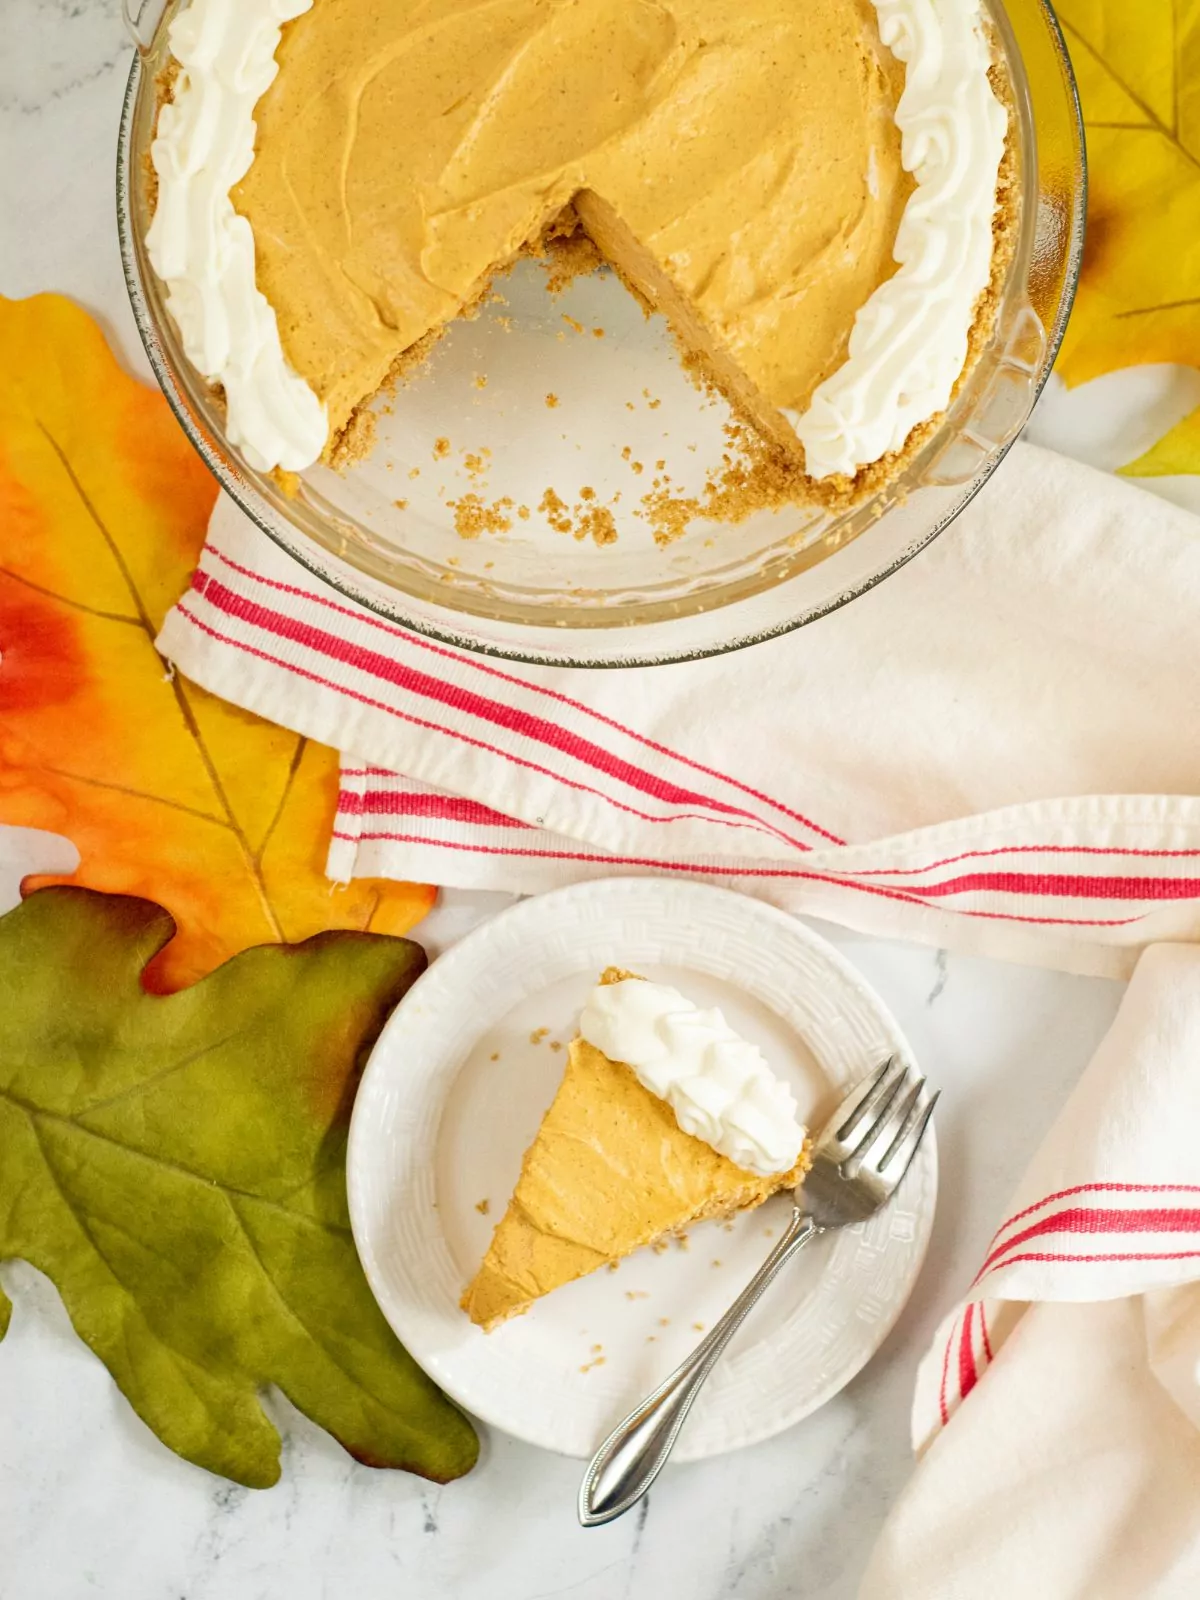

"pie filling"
[147,0,1008,489]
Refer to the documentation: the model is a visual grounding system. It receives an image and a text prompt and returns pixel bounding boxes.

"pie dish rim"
[116,0,1086,666]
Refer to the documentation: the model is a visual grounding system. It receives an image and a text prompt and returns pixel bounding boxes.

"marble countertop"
[0,8,1194,1599]
[0,839,1124,1600]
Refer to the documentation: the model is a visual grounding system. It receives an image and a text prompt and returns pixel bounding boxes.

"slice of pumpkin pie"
[462,969,808,1330]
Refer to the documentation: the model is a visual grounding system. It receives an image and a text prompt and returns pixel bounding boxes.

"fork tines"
[830,1054,938,1186]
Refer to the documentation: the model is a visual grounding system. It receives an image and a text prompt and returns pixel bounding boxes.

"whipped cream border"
[791,0,1009,479]
[146,0,327,473]
[579,978,806,1177]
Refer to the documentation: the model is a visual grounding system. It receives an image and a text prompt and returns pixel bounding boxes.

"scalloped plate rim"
[347,877,937,1461]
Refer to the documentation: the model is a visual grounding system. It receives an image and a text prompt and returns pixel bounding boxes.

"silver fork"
[578,1054,938,1527]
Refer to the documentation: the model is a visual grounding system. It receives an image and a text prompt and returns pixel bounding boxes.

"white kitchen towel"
[157,441,1200,979]
[859,942,1200,1600]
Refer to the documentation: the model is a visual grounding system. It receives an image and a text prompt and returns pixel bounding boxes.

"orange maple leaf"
[0,294,434,990]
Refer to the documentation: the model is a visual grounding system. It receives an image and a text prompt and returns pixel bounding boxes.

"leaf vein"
[35,422,284,942]
[361,885,383,933]
[36,765,234,830]
[0,1087,353,1238]
[1083,120,1163,132]
[25,1111,247,1412]
[76,1030,245,1119]
[34,424,159,636]
[254,736,306,869]
[1062,18,1200,171]
[1113,295,1200,320]
[230,1194,390,1420]
[0,565,142,625]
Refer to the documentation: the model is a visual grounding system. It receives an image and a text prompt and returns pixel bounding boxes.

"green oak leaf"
[0,886,478,1488]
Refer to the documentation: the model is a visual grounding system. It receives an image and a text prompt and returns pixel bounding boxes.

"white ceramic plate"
[348,879,937,1461]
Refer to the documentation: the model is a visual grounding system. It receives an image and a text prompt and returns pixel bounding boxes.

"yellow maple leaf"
[1056,0,1200,387]
[0,294,434,990]
[1120,403,1200,475]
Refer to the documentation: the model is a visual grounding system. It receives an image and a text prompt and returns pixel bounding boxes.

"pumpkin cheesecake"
[462,970,809,1331]
[147,0,1009,483]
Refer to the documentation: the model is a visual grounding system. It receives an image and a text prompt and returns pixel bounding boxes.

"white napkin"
[158,441,1200,978]
[860,941,1200,1599]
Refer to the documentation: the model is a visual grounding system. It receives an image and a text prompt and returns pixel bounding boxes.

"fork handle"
[578,1208,820,1526]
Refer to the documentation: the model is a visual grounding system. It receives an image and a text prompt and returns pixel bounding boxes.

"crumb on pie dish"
[145,0,1015,507]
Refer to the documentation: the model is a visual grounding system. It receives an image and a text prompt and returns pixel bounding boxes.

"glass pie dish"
[118,0,1085,668]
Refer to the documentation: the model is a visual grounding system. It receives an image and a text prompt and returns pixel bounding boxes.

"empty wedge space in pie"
[146,0,1011,490]
[461,969,810,1330]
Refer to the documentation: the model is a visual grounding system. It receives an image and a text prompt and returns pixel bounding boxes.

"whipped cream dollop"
[580,980,806,1177]
[146,0,327,473]
[792,0,1008,479]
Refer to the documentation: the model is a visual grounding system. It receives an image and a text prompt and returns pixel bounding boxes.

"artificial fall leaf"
[0,293,434,992]
[1120,404,1200,476]
[0,886,477,1489]
[1056,0,1200,388]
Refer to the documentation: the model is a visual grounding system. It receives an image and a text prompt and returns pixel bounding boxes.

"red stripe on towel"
[987,1182,1200,1256]
[958,1303,979,1405]
[200,550,843,844]
[938,1313,958,1427]
[338,789,531,829]
[978,1205,1200,1279]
